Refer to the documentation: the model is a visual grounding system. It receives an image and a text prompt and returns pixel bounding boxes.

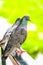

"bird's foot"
[16,49,25,56]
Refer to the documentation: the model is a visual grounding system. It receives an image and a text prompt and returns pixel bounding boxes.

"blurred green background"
[0,0,43,58]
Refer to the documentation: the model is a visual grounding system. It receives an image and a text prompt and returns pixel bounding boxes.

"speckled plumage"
[0,18,21,50]
[3,16,30,58]
[2,18,21,42]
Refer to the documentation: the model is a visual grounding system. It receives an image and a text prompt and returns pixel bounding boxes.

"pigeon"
[0,18,21,50]
[2,16,30,59]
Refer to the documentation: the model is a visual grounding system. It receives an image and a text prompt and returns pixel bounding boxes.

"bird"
[0,18,21,50]
[2,16,30,59]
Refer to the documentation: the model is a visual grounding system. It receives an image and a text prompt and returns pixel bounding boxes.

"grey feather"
[3,16,30,58]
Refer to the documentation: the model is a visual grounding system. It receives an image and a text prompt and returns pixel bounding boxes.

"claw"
[16,49,25,55]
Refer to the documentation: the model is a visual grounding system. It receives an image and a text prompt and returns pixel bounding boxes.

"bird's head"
[20,16,31,27]
[22,16,31,21]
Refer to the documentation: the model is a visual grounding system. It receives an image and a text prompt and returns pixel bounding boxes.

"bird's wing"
[0,18,21,48]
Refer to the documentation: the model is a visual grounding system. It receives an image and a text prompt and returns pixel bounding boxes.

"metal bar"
[0,47,2,65]
[0,47,6,65]
[9,54,20,65]
[1,48,6,65]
